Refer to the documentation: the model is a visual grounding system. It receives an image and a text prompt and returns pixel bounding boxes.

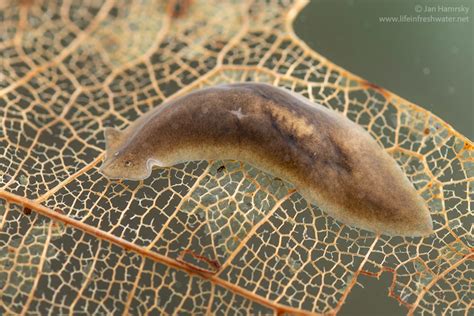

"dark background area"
[295,0,473,141]
[294,0,473,314]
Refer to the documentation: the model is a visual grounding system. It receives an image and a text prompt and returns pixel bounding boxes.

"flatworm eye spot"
[125,160,133,167]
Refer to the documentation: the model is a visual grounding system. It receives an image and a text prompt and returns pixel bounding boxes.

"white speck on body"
[230,107,246,119]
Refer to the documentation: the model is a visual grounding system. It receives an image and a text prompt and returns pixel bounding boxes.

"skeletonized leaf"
[0,0,472,314]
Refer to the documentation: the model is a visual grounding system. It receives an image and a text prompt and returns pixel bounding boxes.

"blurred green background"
[294,0,473,315]
[295,0,473,141]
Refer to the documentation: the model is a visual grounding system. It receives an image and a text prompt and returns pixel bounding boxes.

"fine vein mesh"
[0,0,471,314]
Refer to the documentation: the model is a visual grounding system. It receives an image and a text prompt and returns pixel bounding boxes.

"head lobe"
[100,128,150,180]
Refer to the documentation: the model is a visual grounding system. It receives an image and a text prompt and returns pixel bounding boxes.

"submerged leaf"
[0,0,471,314]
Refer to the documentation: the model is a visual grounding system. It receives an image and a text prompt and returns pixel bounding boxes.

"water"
[295,0,473,140]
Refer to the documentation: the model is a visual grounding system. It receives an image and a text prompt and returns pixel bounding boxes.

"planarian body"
[100,83,433,237]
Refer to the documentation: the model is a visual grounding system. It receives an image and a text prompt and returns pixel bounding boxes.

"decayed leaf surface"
[0,0,472,314]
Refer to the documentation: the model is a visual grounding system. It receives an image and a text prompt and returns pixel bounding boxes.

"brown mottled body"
[100,83,433,237]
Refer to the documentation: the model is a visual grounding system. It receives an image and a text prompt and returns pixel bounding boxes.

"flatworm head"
[100,83,433,237]
[100,127,155,180]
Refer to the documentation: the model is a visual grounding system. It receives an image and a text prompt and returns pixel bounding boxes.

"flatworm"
[100,83,433,237]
